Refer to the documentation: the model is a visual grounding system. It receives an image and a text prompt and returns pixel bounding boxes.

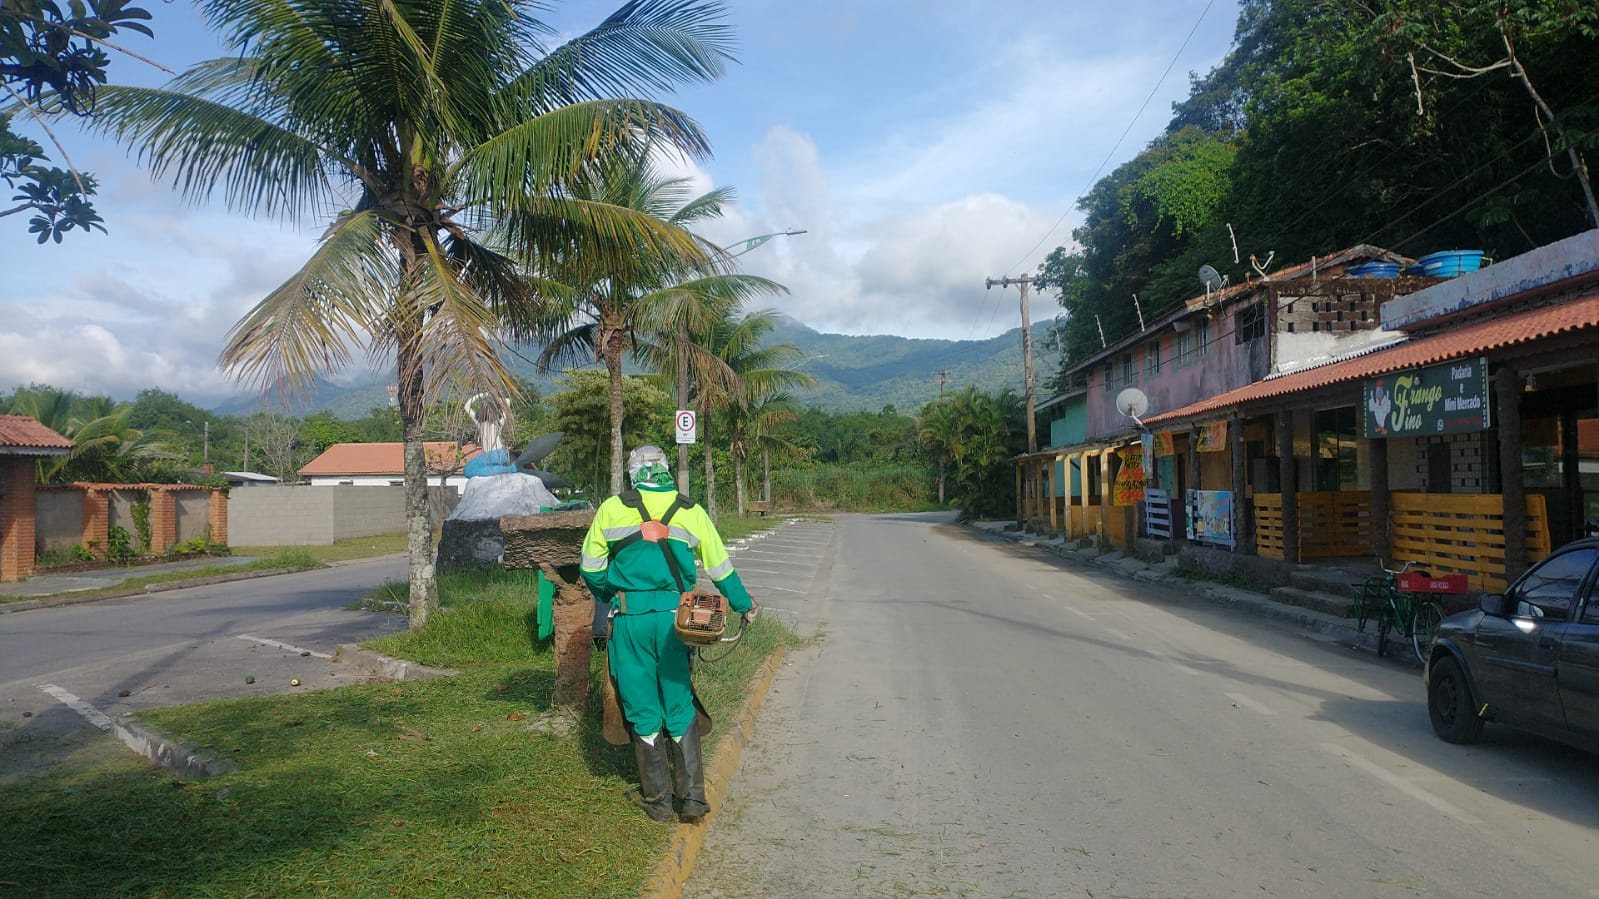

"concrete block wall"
[229,485,460,546]
[33,488,84,553]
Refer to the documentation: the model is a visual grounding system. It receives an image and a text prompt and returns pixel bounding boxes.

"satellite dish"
[1115,387,1150,424]
[1198,264,1225,292]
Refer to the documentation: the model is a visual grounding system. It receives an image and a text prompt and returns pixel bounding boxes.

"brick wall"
[1,459,37,581]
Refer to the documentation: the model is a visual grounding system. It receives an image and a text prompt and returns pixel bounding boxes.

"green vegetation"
[0,568,800,897]
[1043,0,1599,373]
[0,549,325,605]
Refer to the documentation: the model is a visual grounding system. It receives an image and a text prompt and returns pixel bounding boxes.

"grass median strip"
[0,567,800,898]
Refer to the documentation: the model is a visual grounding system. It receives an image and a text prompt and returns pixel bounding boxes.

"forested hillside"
[1041,0,1598,382]
[210,316,1058,417]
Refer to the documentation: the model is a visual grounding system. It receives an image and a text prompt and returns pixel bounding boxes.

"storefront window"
[1314,407,1358,491]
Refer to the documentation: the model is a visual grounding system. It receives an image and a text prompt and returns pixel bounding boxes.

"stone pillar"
[0,460,36,582]
[1370,438,1390,563]
[1495,365,1529,581]
[82,488,109,560]
[207,489,229,546]
[149,489,178,554]
[500,510,596,709]
[1230,417,1251,554]
[1278,409,1299,564]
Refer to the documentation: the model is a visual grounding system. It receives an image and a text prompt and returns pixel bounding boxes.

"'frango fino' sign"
[1362,356,1491,439]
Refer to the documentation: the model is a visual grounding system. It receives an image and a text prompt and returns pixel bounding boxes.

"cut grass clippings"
[0,564,800,898]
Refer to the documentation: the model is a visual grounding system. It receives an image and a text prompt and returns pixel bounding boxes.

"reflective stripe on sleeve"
[603,525,640,542]
[668,526,699,547]
[581,553,609,572]
[705,558,735,580]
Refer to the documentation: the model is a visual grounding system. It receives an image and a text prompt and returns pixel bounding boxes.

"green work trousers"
[610,597,696,738]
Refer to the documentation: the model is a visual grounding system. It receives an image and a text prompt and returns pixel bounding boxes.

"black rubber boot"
[667,720,710,821]
[631,736,676,823]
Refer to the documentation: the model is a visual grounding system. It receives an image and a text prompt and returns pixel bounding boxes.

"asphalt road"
[0,557,407,780]
[687,513,1599,898]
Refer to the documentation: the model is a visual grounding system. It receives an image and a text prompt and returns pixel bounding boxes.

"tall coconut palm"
[696,307,813,517]
[743,389,803,511]
[75,1,737,625]
[536,156,784,493]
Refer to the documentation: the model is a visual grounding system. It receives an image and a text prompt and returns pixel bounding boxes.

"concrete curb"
[113,714,236,779]
[334,644,458,681]
[0,553,407,615]
[643,645,790,898]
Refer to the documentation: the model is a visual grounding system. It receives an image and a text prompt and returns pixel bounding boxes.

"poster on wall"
[1113,445,1146,505]
[1185,489,1236,548]
[1195,421,1228,452]
[1153,430,1177,456]
[1362,356,1491,438]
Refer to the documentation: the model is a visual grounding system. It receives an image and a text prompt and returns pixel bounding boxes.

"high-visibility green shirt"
[579,488,753,615]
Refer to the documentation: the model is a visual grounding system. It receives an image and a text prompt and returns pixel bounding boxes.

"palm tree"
[697,307,812,517]
[537,157,784,493]
[744,390,804,511]
[77,1,736,626]
[7,387,172,483]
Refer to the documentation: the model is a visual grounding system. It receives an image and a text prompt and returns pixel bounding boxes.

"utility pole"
[935,370,951,399]
[985,275,1038,454]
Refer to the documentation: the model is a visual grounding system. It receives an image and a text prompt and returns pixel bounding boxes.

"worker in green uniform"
[581,444,758,823]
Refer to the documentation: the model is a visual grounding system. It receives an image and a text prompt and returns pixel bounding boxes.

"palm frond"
[454,99,710,207]
[506,0,734,110]
[81,85,337,218]
[405,230,519,407]
[218,210,397,392]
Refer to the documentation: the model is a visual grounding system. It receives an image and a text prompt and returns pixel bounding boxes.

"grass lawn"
[0,564,800,898]
[231,531,411,564]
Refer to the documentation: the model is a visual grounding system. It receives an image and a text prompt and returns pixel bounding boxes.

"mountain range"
[210,317,1059,418]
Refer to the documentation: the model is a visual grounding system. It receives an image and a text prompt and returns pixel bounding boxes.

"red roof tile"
[0,415,73,454]
[298,442,482,477]
[1144,293,1599,426]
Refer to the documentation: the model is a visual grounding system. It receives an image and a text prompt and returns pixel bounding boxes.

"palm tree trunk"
[762,448,772,504]
[397,329,438,629]
[677,323,690,487]
[601,310,626,495]
[701,400,716,518]
[734,449,746,517]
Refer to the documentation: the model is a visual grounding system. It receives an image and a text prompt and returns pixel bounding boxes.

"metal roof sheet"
[1143,293,1599,426]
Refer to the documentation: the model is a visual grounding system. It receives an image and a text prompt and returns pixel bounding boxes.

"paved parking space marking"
[733,567,796,576]
[1224,692,1276,716]
[235,634,333,659]
[1321,743,1480,825]
[36,683,113,730]
[739,549,817,559]
[1104,627,1131,641]
[1062,605,1096,621]
[741,583,806,593]
[1166,660,1201,676]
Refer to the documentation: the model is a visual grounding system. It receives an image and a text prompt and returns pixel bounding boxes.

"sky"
[0,0,1242,405]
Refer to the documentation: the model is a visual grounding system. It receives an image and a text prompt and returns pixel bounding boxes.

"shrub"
[107,526,135,566]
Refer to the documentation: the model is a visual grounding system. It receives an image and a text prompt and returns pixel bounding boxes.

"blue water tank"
[1347,261,1399,278]
[1417,250,1485,278]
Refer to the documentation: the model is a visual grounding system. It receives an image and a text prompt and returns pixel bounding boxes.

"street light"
[725,229,807,259]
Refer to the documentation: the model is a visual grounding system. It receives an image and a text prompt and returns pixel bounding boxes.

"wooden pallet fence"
[1254,493,1285,560]
[1297,491,1373,559]
[1390,493,1551,592]
[1144,488,1172,539]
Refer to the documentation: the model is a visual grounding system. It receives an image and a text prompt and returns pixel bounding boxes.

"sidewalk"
[0,554,263,599]
[968,520,1414,666]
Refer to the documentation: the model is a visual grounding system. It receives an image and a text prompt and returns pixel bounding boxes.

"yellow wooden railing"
[1390,493,1551,592]
[1252,491,1372,560]
[1255,493,1285,560]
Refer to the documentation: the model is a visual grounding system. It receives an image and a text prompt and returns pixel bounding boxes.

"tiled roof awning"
[1144,293,1599,426]
[0,415,73,456]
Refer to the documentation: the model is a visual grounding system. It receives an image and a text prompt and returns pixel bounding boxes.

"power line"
[1001,0,1219,280]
